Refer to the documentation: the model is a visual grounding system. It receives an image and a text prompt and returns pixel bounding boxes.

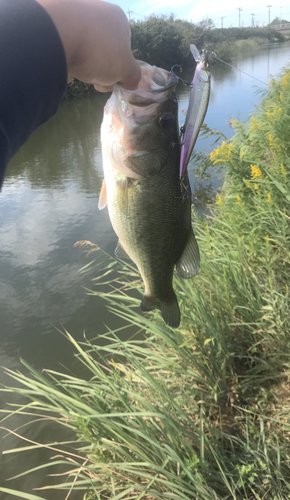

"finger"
[94,83,113,93]
[119,59,141,90]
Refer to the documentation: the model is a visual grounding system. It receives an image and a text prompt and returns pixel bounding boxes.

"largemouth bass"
[99,61,200,328]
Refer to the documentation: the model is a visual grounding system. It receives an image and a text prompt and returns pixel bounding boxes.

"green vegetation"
[269,17,290,27]
[131,17,285,68]
[198,26,285,63]
[63,16,287,99]
[130,14,203,69]
[1,68,290,499]
[63,79,96,100]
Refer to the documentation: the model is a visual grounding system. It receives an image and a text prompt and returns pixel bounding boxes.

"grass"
[1,69,290,499]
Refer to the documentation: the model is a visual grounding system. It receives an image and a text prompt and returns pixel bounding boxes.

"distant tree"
[131,15,193,69]
[130,15,284,72]
[63,15,287,99]
[130,15,216,69]
[269,16,289,26]
[195,17,215,31]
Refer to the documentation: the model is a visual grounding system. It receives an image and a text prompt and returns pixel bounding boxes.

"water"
[0,43,289,498]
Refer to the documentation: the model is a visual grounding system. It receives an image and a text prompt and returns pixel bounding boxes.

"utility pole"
[221,16,225,28]
[266,5,272,25]
[237,7,242,28]
[251,13,255,27]
[127,8,133,22]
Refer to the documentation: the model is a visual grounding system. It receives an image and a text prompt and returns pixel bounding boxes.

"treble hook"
[180,176,190,201]
[170,65,192,86]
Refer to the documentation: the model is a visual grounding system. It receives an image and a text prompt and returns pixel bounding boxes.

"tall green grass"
[1,69,290,499]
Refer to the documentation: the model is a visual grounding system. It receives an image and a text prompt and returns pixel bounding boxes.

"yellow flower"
[237,195,241,201]
[254,183,259,190]
[267,193,272,205]
[216,193,222,206]
[281,164,286,180]
[244,179,251,189]
[267,109,271,116]
[249,117,261,129]
[281,73,290,88]
[210,141,233,165]
[251,165,262,180]
[269,134,274,149]
[249,117,257,129]
[240,151,245,158]
[230,118,239,128]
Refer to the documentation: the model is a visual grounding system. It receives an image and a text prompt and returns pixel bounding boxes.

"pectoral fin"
[115,240,131,260]
[98,179,107,210]
[176,227,200,279]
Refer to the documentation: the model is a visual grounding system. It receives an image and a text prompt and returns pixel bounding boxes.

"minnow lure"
[179,45,211,178]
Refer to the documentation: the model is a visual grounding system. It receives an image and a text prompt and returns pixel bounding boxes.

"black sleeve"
[0,0,67,188]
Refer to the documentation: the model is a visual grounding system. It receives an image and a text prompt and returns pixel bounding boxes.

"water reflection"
[5,95,108,188]
[0,350,79,500]
[0,93,121,380]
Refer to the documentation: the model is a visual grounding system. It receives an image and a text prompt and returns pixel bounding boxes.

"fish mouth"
[113,61,178,120]
[103,61,179,167]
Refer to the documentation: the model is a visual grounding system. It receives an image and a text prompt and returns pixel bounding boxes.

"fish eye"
[158,112,173,128]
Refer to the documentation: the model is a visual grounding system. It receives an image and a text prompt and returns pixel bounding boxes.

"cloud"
[121,0,290,25]
[0,182,96,267]
[188,0,290,25]
[131,0,192,17]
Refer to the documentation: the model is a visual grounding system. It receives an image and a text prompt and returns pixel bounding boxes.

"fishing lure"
[179,45,211,178]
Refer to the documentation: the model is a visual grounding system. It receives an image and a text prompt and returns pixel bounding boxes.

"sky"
[113,0,290,29]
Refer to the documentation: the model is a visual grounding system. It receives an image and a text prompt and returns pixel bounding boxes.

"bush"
[63,79,96,100]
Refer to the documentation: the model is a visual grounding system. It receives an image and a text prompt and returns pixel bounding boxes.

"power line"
[131,11,143,18]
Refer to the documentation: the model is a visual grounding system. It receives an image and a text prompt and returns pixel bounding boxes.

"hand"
[37,0,141,92]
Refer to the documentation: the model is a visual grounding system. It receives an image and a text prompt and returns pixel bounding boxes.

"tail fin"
[141,293,180,329]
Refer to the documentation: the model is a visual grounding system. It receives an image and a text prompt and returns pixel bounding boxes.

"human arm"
[37,0,141,92]
[0,0,67,188]
[0,0,140,188]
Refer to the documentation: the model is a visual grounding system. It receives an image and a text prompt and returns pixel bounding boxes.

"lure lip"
[179,45,211,178]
